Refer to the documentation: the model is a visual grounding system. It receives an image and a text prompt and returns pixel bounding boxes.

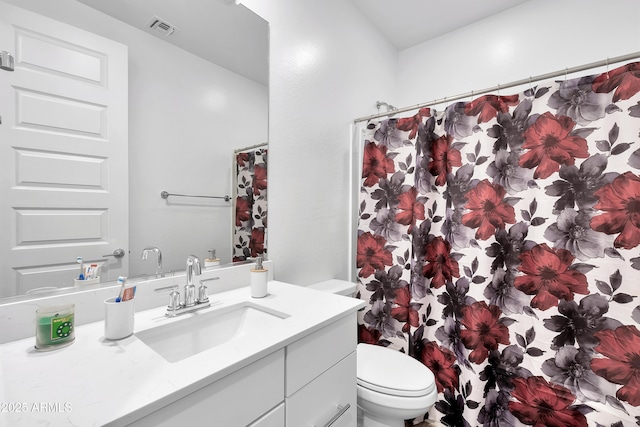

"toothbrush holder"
[104,297,135,340]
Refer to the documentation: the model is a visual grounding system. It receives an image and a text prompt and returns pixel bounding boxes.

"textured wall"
[398,0,640,107]
[242,0,398,285]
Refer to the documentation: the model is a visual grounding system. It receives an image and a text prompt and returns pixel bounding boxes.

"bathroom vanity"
[0,281,364,426]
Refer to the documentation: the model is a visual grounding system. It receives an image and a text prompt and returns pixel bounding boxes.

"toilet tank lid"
[357,343,435,397]
[307,279,356,296]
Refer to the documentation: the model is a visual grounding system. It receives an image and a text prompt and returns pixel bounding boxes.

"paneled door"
[0,2,128,297]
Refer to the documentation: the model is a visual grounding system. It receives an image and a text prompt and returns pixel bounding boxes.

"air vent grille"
[147,15,177,36]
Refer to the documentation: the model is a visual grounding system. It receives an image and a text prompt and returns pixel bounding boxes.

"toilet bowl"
[308,280,438,427]
[357,343,437,427]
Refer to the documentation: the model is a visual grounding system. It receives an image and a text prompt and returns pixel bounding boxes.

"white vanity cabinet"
[285,314,358,427]
[127,313,358,427]
[127,349,285,427]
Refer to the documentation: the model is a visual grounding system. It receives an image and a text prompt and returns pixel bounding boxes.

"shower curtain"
[233,146,267,261]
[356,61,640,426]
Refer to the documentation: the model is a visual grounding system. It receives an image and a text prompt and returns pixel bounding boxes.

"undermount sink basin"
[136,301,289,363]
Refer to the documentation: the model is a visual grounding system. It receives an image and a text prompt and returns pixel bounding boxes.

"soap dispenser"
[205,249,220,268]
[250,256,268,298]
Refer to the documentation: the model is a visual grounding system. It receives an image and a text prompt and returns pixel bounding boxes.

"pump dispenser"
[250,256,268,298]
[205,249,220,268]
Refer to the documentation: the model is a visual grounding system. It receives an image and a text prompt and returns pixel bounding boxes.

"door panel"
[0,2,128,297]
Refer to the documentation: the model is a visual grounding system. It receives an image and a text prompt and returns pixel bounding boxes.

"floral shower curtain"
[356,61,640,426]
[233,146,267,261]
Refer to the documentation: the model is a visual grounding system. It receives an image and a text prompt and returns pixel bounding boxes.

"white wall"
[242,0,398,285]
[397,0,640,107]
[2,0,268,276]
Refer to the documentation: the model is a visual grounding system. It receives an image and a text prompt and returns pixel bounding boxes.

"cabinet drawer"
[286,351,356,427]
[128,349,284,427]
[286,313,357,396]
[248,403,285,427]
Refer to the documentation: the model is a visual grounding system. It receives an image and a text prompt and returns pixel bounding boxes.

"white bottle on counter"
[205,248,220,268]
[250,256,268,298]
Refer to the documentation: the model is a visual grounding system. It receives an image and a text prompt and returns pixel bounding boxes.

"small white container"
[250,256,268,298]
[74,277,101,286]
[104,297,135,340]
[205,248,221,268]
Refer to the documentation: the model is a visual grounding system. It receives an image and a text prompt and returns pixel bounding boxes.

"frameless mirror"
[0,0,268,300]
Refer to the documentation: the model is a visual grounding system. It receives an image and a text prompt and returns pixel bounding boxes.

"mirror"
[0,0,268,300]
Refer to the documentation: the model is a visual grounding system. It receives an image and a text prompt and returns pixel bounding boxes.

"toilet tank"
[307,279,356,296]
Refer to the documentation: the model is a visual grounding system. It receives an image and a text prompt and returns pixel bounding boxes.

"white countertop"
[0,281,364,427]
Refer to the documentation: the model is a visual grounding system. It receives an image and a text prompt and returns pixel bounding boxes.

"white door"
[0,2,128,297]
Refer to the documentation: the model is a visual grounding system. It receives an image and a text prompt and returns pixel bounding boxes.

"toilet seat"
[357,343,436,398]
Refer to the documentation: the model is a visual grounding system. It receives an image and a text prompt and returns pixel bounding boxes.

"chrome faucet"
[165,255,210,317]
[141,246,163,277]
[184,255,202,307]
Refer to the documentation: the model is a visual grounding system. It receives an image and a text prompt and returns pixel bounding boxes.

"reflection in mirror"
[233,143,268,262]
[0,0,268,301]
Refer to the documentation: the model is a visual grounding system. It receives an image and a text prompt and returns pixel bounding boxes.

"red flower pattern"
[459,301,510,364]
[515,243,589,310]
[362,141,395,187]
[508,376,587,427]
[461,180,515,240]
[357,232,393,278]
[590,171,640,250]
[592,62,640,102]
[355,63,640,426]
[395,187,425,233]
[390,286,421,333]
[464,94,519,124]
[419,341,459,393]
[235,196,250,226]
[248,228,265,257]
[591,325,640,406]
[358,324,382,345]
[428,134,462,186]
[422,236,460,289]
[236,152,250,167]
[396,107,431,139]
[253,164,267,195]
[519,112,589,179]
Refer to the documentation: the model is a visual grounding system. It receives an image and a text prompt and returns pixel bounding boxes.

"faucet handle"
[168,290,181,310]
[197,284,209,304]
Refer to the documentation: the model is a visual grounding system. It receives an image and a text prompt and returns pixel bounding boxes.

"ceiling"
[74,0,530,85]
[76,0,269,86]
[351,0,530,50]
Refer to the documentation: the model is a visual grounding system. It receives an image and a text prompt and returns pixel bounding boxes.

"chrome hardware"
[198,284,209,304]
[184,284,196,307]
[168,291,181,311]
[164,255,213,317]
[160,190,230,202]
[103,248,126,258]
[0,51,14,72]
[141,246,163,276]
[154,284,178,293]
[316,404,350,427]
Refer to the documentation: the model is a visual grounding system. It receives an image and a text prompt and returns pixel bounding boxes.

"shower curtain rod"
[234,142,267,154]
[354,50,640,124]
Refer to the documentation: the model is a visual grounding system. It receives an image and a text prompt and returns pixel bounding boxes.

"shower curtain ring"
[564,67,568,81]
[606,57,610,79]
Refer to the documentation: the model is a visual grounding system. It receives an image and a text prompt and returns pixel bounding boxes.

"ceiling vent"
[147,15,177,36]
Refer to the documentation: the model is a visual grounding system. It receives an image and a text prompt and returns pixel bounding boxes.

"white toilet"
[308,280,438,427]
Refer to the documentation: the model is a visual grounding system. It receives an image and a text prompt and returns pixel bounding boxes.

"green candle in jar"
[35,304,75,350]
